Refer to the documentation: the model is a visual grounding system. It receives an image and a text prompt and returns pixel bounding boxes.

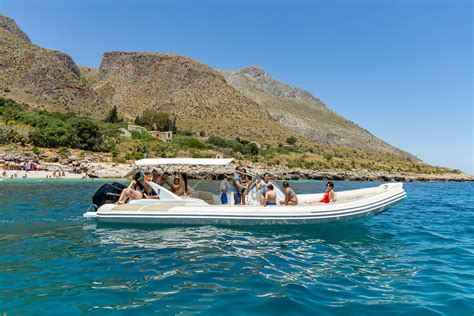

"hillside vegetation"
[0,98,459,175]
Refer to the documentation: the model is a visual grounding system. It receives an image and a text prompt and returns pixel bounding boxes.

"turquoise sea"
[0,179,473,315]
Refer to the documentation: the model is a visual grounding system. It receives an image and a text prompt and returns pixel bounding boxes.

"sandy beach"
[0,169,86,179]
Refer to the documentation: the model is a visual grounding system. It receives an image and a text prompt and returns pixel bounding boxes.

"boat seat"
[188,191,216,205]
[113,204,180,212]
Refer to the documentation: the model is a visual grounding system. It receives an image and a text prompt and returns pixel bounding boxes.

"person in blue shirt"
[233,167,247,205]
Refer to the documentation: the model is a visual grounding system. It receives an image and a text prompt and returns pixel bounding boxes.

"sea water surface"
[0,179,473,315]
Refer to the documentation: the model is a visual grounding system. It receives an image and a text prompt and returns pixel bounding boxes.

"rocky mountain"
[221,66,416,159]
[0,13,417,160]
[92,52,303,142]
[0,14,104,114]
[0,15,31,43]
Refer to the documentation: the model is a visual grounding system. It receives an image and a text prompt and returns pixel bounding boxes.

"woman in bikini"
[117,171,158,204]
[280,181,298,206]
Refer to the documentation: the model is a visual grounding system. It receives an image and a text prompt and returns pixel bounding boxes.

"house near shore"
[121,125,172,141]
[150,131,173,142]
[127,124,147,133]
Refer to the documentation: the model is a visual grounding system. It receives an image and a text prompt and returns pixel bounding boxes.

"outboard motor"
[92,182,127,209]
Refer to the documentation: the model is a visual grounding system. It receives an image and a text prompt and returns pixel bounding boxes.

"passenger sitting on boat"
[320,181,336,203]
[155,172,172,187]
[264,184,277,206]
[256,173,272,206]
[170,173,187,196]
[117,171,158,204]
[233,167,247,205]
[306,181,336,204]
[280,181,298,206]
[151,169,160,183]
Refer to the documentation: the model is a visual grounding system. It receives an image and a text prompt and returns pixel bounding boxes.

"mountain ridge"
[221,66,417,160]
[0,13,419,163]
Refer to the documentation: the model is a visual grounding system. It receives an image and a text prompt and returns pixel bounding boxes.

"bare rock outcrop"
[86,163,134,178]
[92,52,303,143]
[0,14,105,115]
[0,15,31,43]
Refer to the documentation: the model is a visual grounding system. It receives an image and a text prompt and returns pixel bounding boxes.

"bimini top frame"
[135,158,234,167]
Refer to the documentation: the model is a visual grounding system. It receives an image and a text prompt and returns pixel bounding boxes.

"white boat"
[83,158,406,226]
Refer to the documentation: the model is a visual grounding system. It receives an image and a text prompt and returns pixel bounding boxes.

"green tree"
[138,109,175,131]
[134,115,143,126]
[67,118,104,151]
[105,105,120,123]
[247,142,259,155]
[29,124,69,148]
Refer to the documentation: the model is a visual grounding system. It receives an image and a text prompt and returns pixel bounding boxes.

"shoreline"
[1,150,472,182]
[1,164,472,182]
[0,169,85,179]
[151,165,474,182]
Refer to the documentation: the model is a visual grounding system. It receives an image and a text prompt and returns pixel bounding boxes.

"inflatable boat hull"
[90,183,406,226]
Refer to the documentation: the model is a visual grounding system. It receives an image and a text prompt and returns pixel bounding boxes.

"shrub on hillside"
[154,141,176,158]
[207,135,258,155]
[286,136,298,145]
[31,146,42,156]
[175,136,206,149]
[0,127,21,145]
[131,130,153,141]
[58,147,70,159]
[29,124,69,148]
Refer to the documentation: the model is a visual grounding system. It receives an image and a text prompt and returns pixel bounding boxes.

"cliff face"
[0,14,104,114]
[93,52,303,142]
[221,66,417,159]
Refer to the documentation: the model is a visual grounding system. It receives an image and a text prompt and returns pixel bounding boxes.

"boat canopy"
[135,158,234,167]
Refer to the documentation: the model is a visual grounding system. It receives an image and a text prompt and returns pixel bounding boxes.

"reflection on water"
[0,180,473,315]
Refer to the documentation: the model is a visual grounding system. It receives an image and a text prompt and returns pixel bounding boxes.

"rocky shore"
[1,150,471,182]
[137,164,474,182]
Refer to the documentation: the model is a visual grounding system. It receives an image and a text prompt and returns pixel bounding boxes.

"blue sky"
[1,0,473,173]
